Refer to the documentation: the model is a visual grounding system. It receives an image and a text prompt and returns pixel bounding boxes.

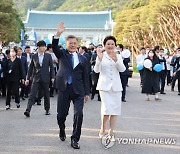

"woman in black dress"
[5,46,24,110]
[142,50,161,101]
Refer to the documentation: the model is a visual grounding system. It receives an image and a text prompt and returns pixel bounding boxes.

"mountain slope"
[13,0,133,19]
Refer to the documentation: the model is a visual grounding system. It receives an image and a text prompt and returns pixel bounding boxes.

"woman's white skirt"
[99,90,122,115]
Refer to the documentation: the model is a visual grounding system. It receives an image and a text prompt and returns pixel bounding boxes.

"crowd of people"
[136,46,180,100]
[0,21,179,150]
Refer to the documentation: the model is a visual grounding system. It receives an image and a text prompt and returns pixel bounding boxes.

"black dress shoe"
[24,111,30,117]
[122,99,126,102]
[21,97,26,100]
[37,101,41,105]
[71,140,80,149]
[91,95,94,100]
[98,95,101,101]
[178,92,180,96]
[16,103,20,108]
[59,129,66,141]
[50,95,54,97]
[6,105,11,110]
[45,110,50,115]
[160,92,166,94]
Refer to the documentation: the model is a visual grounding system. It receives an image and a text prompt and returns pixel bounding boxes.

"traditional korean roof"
[24,10,113,29]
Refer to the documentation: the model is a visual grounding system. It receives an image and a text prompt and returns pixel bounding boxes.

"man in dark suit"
[22,46,33,98]
[171,48,180,95]
[24,41,55,117]
[158,48,167,94]
[117,44,130,102]
[22,46,32,66]
[90,44,102,101]
[52,22,90,149]
[78,46,92,92]
[0,52,7,97]
[17,47,28,100]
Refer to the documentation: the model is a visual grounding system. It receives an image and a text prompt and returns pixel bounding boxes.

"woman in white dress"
[94,36,126,140]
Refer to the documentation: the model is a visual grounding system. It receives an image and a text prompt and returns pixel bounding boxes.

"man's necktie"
[67,54,74,84]
[70,54,74,69]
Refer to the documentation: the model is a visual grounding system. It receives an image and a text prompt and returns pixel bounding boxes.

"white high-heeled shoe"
[108,130,115,142]
[99,133,104,139]
[109,134,115,142]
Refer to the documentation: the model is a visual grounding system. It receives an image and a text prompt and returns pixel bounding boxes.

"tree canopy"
[0,0,24,44]
[114,0,180,53]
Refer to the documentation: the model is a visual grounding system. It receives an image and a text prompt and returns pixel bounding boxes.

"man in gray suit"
[24,41,55,117]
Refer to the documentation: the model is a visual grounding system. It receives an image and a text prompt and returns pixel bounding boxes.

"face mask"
[176,54,180,57]
[149,53,154,57]
[10,52,16,57]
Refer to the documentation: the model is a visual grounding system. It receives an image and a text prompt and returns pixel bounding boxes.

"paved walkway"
[0,73,179,154]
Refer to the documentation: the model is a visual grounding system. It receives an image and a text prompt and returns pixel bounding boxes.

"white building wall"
[25,28,112,45]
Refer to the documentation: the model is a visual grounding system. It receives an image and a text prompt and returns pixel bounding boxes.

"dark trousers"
[166,70,171,85]
[91,72,99,97]
[57,84,84,142]
[49,80,54,96]
[20,82,26,97]
[6,81,20,106]
[139,69,144,86]
[35,87,44,103]
[171,74,177,90]
[177,72,180,92]
[0,78,6,96]
[120,75,128,100]
[24,81,31,97]
[159,70,167,92]
[26,80,50,112]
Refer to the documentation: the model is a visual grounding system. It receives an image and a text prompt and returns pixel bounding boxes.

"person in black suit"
[158,48,167,94]
[0,51,7,97]
[52,22,90,149]
[117,44,130,102]
[24,41,55,117]
[22,46,32,66]
[90,44,102,101]
[5,46,24,110]
[22,46,33,98]
[171,48,180,95]
[17,47,28,100]
[78,46,91,92]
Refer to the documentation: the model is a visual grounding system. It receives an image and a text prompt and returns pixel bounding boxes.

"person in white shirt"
[165,53,172,86]
[136,47,146,86]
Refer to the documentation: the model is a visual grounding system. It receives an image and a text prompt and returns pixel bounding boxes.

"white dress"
[94,52,126,115]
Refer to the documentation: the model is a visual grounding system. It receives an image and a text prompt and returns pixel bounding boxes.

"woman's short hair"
[103,36,116,46]
[12,46,18,53]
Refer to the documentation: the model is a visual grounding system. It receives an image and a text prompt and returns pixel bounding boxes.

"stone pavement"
[0,73,179,154]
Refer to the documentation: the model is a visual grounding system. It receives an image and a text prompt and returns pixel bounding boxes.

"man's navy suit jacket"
[52,38,90,96]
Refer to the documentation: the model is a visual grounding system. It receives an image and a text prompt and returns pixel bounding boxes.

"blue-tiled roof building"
[24,10,114,45]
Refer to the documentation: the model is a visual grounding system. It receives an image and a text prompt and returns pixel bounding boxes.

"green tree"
[0,0,24,44]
